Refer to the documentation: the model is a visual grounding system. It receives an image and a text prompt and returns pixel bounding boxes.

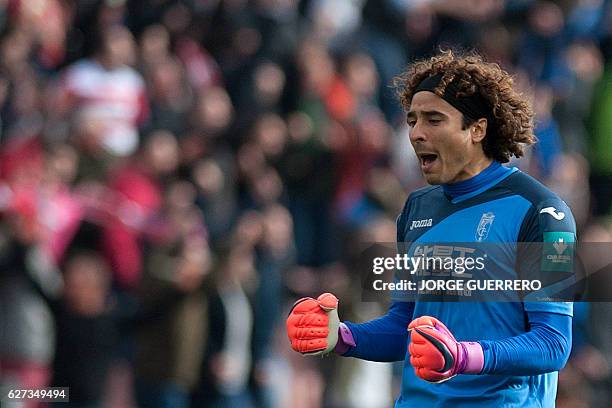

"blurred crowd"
[0,0,612,407]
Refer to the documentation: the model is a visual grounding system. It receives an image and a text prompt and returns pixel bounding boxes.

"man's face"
[407,91,486,184]
[103,27,136,67]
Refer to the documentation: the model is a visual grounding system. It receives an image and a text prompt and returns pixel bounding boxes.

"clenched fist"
[286,293,340,355]
[408,315,483,383]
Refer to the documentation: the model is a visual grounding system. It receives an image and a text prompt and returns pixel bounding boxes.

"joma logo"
[410,219,433,230]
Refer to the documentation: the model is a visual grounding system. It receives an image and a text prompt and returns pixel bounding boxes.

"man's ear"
[470,118,488,143]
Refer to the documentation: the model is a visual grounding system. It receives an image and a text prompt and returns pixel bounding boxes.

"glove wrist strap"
[459,341,484,374]
[334,322,356,355]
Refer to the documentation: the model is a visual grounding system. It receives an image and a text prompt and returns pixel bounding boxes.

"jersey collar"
[443,161,516,203]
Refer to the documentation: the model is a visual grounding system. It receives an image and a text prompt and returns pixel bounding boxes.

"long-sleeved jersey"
[344,162,575,407]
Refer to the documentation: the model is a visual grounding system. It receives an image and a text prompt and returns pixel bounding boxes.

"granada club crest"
[476,212,495,242]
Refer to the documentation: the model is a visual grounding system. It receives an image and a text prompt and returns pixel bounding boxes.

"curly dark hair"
[394,50,535,163]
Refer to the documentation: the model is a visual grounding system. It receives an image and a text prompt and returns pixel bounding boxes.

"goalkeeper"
[287,51,575,407]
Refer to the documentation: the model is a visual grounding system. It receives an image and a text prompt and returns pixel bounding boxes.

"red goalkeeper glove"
[408,316,484,383]
[286,293,340,355]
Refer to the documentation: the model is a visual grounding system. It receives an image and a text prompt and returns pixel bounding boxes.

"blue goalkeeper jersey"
[344,162,575,408]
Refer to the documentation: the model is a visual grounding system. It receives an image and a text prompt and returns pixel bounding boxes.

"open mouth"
[419,153,438,168]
